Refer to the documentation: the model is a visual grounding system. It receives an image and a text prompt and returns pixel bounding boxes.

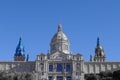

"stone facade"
[35,52,84,80]
[84,62,120,74]
[0,24,120,80]
[0,62,35,72]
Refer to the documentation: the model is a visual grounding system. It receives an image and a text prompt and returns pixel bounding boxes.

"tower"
[14,37,26,61]
[94,37,106,62]
[50,24,70,54]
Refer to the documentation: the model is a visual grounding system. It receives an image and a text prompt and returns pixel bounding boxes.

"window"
[66,64,71,72]
[57,64,62,72]
[65,45,68,50]
[41,57,42,60]
[67,76,71,80]
[49,76,52,80]
[76,72,77,75]
[57,76,63,80]
[41,63,44,70]
[42,72,44,75]
[49,65,53,72]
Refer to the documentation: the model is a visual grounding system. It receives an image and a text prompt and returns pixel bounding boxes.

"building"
[0,24,120,80]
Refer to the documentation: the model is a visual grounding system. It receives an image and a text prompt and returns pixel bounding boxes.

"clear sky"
[0,0,120,61]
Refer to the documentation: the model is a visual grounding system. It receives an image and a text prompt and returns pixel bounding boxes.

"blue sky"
[0,0,120,61]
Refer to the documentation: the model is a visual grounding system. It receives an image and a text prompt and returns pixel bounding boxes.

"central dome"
[50,24,70,54]
[51,24,68,43]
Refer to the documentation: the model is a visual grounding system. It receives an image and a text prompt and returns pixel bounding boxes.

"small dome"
[95,46,105,57]
[98,45,103,50]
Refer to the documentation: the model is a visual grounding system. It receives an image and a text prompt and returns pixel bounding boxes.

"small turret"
[14,37,26,61]
[94,37,106,62]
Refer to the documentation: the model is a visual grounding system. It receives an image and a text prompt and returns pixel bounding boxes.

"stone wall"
[0,61,35,72]
[84,62,120,74]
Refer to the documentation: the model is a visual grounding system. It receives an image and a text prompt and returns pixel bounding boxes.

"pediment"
[49,51,67,60]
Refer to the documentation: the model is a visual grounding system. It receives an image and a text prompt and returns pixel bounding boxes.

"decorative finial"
[19,36,22,43]
[97,37,100,46]
[90,54,92,62]
[58,24,62,32]
[26,54,29,61]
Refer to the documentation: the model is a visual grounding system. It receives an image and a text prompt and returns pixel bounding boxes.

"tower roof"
[97,37,100,46]
[96,37,103,49]
[15,37,25,56]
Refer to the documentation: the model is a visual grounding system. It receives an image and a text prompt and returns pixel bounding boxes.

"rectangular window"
[57,76,63,80]
[49,76,52,80]
[57,64,63,72]
[42,72,44,75]
[49,65,53,72]
[67,76,71,80]
[66,64,71,72]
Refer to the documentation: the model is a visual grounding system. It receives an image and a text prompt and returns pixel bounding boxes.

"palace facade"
[0,24,120,80]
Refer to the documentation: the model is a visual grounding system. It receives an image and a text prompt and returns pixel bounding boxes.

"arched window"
[57,64,62,72]
[49,65,53,72]
[66,64,71,72]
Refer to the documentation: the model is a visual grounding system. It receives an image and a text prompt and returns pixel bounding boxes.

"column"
[63,63,66,72]
[54,63,56,72]
[64,76,66,80]
[53,75,56,80]
[62,63,64,73]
